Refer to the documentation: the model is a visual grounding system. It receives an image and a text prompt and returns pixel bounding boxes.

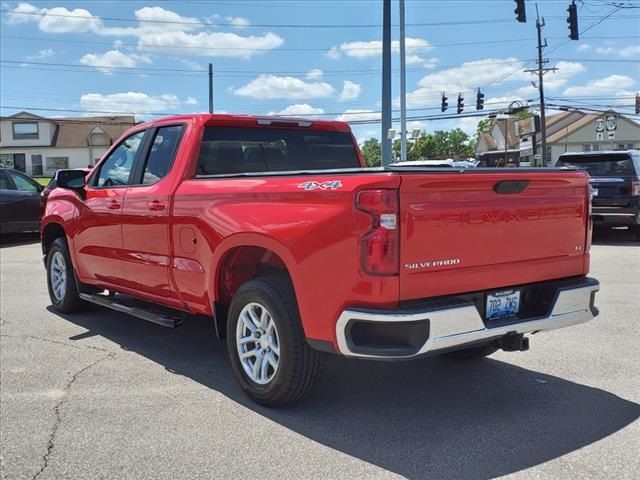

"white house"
[0,111,136,176]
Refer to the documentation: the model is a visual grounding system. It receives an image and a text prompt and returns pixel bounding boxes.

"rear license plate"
[486,290,520,320]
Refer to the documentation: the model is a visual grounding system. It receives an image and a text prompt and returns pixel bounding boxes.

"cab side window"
[140,125,184,185]
[95,131,146,187]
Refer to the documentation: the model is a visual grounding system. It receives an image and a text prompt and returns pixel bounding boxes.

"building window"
[0,153,26,171]
[45,157,69,175]
[12,122,39,139]
[31,154,43,176]
[583,144,591,152]
[627,144,634,150]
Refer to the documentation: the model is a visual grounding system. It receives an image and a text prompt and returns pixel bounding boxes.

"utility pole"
[524,6,556,166]
[208,63,214,114]
[381,0,392,165]
[399,0,407,162]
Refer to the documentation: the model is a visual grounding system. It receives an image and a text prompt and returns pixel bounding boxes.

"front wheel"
[226,274,323,407]
[46,237,84,313]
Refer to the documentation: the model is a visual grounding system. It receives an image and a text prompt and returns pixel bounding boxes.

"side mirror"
[56,169,87,190]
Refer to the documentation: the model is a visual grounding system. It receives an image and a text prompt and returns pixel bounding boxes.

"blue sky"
[1,0,638,140]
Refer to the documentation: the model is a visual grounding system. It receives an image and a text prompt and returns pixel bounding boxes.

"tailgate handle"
[494,180,529,194]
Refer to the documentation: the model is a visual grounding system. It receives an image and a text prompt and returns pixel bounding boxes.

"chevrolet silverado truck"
[41,114,600,406]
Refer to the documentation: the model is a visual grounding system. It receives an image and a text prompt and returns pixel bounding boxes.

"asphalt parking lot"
[1,230,638,480]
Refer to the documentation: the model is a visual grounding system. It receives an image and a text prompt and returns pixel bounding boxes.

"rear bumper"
[592,205,640,226]
[335,276,599,359]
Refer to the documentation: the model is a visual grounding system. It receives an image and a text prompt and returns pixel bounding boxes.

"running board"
[79,293,184,328]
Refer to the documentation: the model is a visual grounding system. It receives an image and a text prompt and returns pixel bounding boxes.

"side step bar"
[79,293,185,328]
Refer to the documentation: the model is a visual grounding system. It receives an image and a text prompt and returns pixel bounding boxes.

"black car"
[557,150,640,240]
[0,167,44,234]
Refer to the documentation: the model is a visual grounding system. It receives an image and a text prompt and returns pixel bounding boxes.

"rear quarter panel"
[171,172,400,342]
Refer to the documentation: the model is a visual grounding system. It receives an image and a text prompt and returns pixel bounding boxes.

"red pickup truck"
[42,114,600,406]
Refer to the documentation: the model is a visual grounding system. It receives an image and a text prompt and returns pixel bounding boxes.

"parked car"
[41,114,600,406]
[557,150,640,240]
[0,167,44,234]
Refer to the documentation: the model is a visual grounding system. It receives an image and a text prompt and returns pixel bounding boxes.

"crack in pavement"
[0,334,113,354]
[31,353,115,480]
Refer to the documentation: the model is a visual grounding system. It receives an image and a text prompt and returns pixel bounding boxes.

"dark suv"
[557,150,640,240]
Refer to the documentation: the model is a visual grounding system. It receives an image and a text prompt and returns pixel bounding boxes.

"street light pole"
[381,0,392,165]
[399,0,407,162]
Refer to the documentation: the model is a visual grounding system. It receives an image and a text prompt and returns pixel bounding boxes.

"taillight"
[632,177,640,197]
[356,189,399,275]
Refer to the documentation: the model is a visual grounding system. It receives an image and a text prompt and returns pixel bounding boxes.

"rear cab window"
[196,126,361,176]
[557,153,636,177]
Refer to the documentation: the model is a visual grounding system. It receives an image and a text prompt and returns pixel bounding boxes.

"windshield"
[557,155,634,177]
[197,126,360,175]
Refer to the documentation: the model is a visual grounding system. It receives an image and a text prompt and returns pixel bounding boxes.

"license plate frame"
[485,290,520,321]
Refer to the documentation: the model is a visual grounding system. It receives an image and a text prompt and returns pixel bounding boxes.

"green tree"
[361,138,381,167]
[476,118,492,141]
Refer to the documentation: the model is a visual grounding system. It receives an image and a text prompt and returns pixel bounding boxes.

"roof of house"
[479,132,497,150]
[493,118,520,149]
[53,116,136,148]
[546,114,598,143]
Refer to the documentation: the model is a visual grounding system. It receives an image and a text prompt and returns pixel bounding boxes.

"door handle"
[106,200,121,210]
[147,200,166,211]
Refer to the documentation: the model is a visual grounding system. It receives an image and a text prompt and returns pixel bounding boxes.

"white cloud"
[179,59,205,71]
[79,49,151,73]
[26,48,55,60]
[457,117,481,136]
[7,4,281,59]
[405,57,528,108]
[227,16,250,28]
[80,92,181,115]
[268,104,325,117]
[305,69,323,80]
[594,44,640,57]
[619,45,640,57]
[577,44,592,52]
[234,75,335,100]
[185,96,198,105]
[563,74,637,96]
[423,58,440,69]
[339,81,362,101]
[336,109,380,122]
[7,3,102,33]
[328,37,432,60]
[515,61,586,96]
[483,95,527,110]
[137,30,283,59]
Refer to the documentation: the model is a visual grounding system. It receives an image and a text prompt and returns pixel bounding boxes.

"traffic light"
[441,92,448,112]
[457,93,464,114]
[567,1,579,40]
[514,0,526,23]
[476,89,485,110]
[635,94,640,115]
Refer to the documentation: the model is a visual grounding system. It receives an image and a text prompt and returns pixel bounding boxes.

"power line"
[1,8,637,28]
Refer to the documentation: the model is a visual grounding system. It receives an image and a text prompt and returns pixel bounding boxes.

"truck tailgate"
[398,170,589,301]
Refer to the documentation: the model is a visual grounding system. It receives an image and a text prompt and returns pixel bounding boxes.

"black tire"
[226,274,323,407]
[441,344,498,361]
[46,237,84,313]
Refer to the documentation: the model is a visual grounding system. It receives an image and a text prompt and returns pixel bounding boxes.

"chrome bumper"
[336,278,600,359]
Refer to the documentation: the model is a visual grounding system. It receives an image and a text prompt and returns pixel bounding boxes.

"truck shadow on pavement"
[51,306,640,480]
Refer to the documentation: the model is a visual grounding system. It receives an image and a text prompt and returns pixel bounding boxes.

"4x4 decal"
[297,180,343,191]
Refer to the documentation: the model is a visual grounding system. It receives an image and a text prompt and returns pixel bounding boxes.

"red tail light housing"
[356,189,399,276]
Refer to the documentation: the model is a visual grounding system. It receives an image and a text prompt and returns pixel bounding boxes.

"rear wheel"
[441,344,498,361]
[226,274,323,407]
[46,237,84,313]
